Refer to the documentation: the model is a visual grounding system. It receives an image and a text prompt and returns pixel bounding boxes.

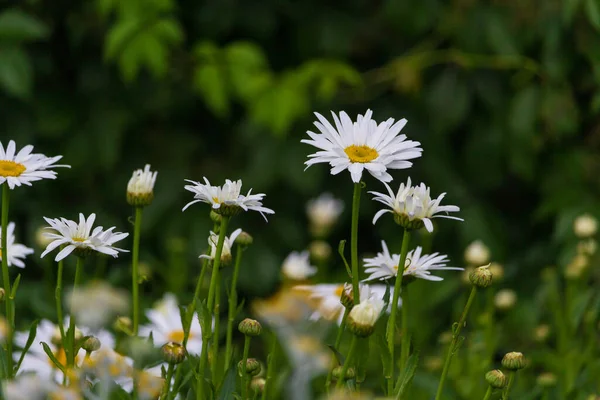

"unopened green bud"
[162,341,187,364]
[469,265,493,288]
[238,358,261,376]
[485,369,507,389]
[209,210,222,224]
[537,372,557,388]
[238,318,262,337]
[502,352,526,370]
[82,336,101,353]
[0,288,5,301]
[332,366,355,380]
[235,231,253,247]
[250,378,265,394]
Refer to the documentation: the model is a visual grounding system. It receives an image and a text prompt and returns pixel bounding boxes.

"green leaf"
[374,331,391,377]
[394,351,419,398]
[14,319,39,373]
[41,342,66,373]
[217,366,236,400]
[0,46,32,99]
[0,9,48,42]
[193,42,230,117]
[338,240,352,278]
[326,344,345,366]
[10,274,21,298]
[225,41,273,102]
[586,0,600,30]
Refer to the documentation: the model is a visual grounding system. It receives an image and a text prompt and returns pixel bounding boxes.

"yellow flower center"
[334,285,344,297]
[72,237,86,242]
[212,197,220,203]
[0,160,26,177]
[344,145,379,163]
[49,348,78,369]
[168,330,187,343]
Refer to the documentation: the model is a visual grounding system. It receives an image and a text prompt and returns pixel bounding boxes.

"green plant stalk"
[131,207,143,335]
[225,245,244,373]
[335,335,358,390]
[501,371,516,400]
[350,183,361,305]
[435,286,478,400]
[67,256,84,368]
[0,183,13,377]
[387,228,411,395]
[482,386,493,400]
[325,307,350,393]
[161,363,175,400]
[197,216,229,400]
[212,274,221,382]
[400,284,410,372]
[261,338,276,400]
[55,256,66,343]
[241,335,251,399]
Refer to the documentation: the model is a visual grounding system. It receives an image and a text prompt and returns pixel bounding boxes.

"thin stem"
[212,273,221,382]
[482,386,493,400]
[225,245,244,373]
[387,228,411,395]
[67,257,84,368]
[261,338,276,400]
[325,307,350,393]
[350,183,361,305]
[55,256,66,342]
[501,371,516,400]
[400,284,409,371]
[161,363,175,400]
[131,207,143,335]
[435,286,478,400]
[335,335,358,390]
[241,335,251,399]
[0,183,13,377]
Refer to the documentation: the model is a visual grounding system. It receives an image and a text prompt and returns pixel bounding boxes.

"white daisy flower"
[306,193,344,237]
[281,251,317,281]
[0,140,69,189]
[464,240,490,266]
[0,222,34,268]
[198,228,242,265]
[302,109,422,183]
[4,374,56,400]
[182,178,274,220]
[40,213,129,261]
[81,347,134,391]
[348,295,385,337]
[67,281,129,330]
[363,241,462,282]
[139,293,203,355]
[127,164,158,207]
[370,177,462,232]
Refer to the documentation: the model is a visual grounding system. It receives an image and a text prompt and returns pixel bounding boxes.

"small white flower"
[0,222,34,268]
[348,295,385,337]
[281,251,317,281]
[494,289,517,311]
[370,177,462,232]
[40,213,129,261]
[302,110,422,183]
[139,293,203,355]
[306,193,344,236]
[363,241,462,282]
[0,140,69,189]
[198,228,242,264]
[67,281,129,330]
[464,240,490,266]
[127,164,157,207]
[574,214,597,238]
[82,347,134,390]
[4,374,57,400]
[183,178,274,220]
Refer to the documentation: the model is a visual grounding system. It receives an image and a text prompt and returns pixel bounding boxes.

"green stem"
[502,371,516,400]
[67,257,84,368]
[55,256,66,342]
[225,245,244,373]
[0,183,13,377]
[131,207,143,335]
[482,386,493,400]
[325,307,350,393]
[197,216,230,400]
[435,286,478,400]
[335,335,358,390]
[261,338,276,400]
[350,183,361,305]
[161,363,175,400]
[400,284,409,371]
[241,335,251,399]
[387,228,411,395]
[212,273,221,382]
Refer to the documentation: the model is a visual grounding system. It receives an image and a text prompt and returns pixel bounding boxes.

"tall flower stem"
[325,307,350,393]
[0,183,13,377]
[212,274,221,382]
[335,335,358,389]
[400,284,410,370]
[350,182,362,305]
[240,334,251,399]
[197,216,230,399]
[435,286,478,400]
[386,228,411,395]
[501,371,516,400]
[131,207,143,335]
[55,255,66,342]
[482,386,493,400]
[67,256,84,368]
[225,244,244,373]
[161,363,175,400]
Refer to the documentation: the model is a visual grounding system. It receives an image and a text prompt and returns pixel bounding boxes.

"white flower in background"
[574,214,597,238]
[370,177,462,232]
[139,293,203,354]
[183,178,275,220]
[81,348,134,391]
[3,374,57,400]
[306,193,344,237]
[281,251,317,281]
[0,140,69,189]
[302,109,422,183]
[348,295,385,337]
[15,318,115,383]
[464,240,490,266]
[198,228,242,265]
[67,281,129,330]
[363,241,462,282]
[127,164,158,207]
[133,370,165,400]
[40,213,129,261]
[494,289,517,311]
[0,222,34,268]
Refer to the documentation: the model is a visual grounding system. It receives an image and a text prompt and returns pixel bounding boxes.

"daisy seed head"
[502,352,526,370]
[238,318,262,337]
[162,341,187,364]
[238,358,261,376]
[469,265,493,288]
[485,369,507,389]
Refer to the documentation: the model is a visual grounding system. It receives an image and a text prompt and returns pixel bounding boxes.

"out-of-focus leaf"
[585,0,600,30]
[193,42,230,117]
[563,0,583,24]
[0,9,48,42]
[225,41,273,102]
[394,351,419,398]
[0,46,32,99]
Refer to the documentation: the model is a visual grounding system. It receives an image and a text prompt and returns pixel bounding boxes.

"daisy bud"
[127,165,157,207]
[162,341,187,364]
[574,214,597,238]
[82,336,101,353]
[464,240,490,266]
[485,369,507,389]
[238,358,261,376]
[469,265,493,288]
[494,289,517,311]
[537,372,557,388]
[332,365,355,380]
[502,352,526,370]
[250,378,266,394]
[210,210,222,224]
[308,240,331,263]
[235,231,253,247]
[347,297,384,338]
[0,288,4,301]
[238,318,262,337]
[340,283,355,309]
[114,316,133,334]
